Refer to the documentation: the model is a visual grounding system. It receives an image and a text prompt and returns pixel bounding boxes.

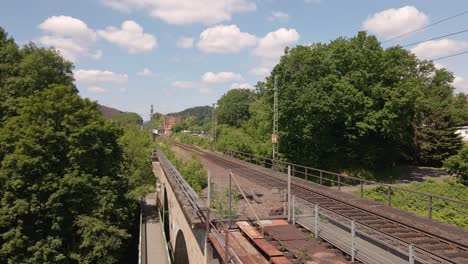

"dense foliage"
[444,144,468,185]
[355,179,468,228]
[204,32,467,179]
[216,89,254,127]
[0,28,153,263]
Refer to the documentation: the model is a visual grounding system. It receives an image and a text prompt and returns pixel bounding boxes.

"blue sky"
[1,0,467,119]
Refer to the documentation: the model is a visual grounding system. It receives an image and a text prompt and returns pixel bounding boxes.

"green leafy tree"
[0,28,154,263]
[0,85,132,263]
[261,32,462,172]
[119,125,155,199]
[217,89,255,127]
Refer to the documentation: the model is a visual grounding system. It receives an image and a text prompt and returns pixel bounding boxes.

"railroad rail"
[171,141,468,264]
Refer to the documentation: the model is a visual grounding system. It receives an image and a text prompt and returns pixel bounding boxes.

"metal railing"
[156,148,206,222]
[220,149,468,221]
[292,195,454,264]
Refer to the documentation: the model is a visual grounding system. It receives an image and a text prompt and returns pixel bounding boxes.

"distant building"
[163,115,181,134]
[455,125,468,142]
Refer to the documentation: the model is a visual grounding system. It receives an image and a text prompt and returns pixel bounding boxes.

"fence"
[220,149,468,221]
[292,195,454,264]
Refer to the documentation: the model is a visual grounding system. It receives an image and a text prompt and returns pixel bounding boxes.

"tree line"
[174,32,468,183]
[0,27,154,263]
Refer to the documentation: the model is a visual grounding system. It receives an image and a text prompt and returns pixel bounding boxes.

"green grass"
[353,179,468,228]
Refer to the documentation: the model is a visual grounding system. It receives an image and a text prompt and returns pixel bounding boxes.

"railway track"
[171,141,468,264]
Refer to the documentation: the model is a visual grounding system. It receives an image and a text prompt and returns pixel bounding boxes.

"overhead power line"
[383,10,468,43]
[431,50,468,61]
[401,28,468,47]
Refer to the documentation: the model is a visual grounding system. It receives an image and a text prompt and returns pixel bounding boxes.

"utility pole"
[272,75,279,160]
[150,105,154,140]
[211,103,217,146]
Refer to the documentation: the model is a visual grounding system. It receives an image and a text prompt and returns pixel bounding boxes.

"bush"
[444,144,468,185]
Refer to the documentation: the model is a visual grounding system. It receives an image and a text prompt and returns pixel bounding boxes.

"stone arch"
[163,188,170,242]
[174,230,189,264]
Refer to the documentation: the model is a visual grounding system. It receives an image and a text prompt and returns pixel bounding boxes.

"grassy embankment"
[354,179,468,228]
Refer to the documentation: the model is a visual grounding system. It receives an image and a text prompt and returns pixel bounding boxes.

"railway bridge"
[147,141,468,264]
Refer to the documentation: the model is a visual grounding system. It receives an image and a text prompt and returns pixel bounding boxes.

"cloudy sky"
[1,0,467,118]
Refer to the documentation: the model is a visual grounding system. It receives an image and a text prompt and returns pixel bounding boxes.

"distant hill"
[167,105,212,125]
[98,104,142,126]
[98,104,123,119]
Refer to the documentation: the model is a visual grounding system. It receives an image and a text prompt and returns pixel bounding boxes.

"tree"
[217,89,255,127]
[0,28,153,263]
[0,28,74,122]
[413,69,464,166]
[262,32,462,172]
[444,144,468,185]
[0,85,133,263]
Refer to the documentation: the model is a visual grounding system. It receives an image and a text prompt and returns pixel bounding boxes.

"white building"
[455,126,468,142]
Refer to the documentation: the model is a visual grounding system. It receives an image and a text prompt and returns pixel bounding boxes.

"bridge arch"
[163,187,170,242]
[174,230,189,264]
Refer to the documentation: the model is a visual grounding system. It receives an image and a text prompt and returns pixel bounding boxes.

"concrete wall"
[154,162,206,264]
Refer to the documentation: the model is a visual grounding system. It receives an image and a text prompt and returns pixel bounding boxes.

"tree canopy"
[0,27,154,263]
[217,89,255,127]
[262,32,465,171]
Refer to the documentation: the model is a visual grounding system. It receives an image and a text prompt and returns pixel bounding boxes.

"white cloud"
[304,0,320,3]
[197,24,257,53]
[171,81,212,94]
[202,71,244,83]
[38,15,97,42]
[137,68,154,76]
[87,86,110,94]
[362,6,429,39]
[253,28,300,59]
[37,16,100,62]
[74,69,128,84]
[177,37,194,49]
[250,67,271,77]
[454,76,468,94]
[98,20,157,53]
[100,0,256,25]
[230,82,254,90]
[410,39,468,60]
[268,11,289,22]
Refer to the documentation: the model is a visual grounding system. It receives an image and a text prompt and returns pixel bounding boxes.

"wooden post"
[338,175,341,191]
[388,186,392,207]
[360,181,364,198]
[428,195,433,219]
